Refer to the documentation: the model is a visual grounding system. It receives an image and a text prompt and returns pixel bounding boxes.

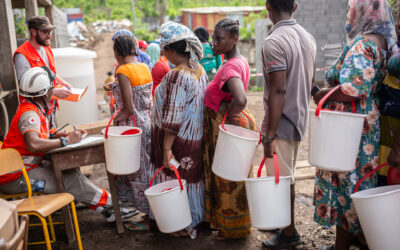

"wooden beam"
[12,0,51,8]
[45,5,57,47]
[11,0,24,9]
[24,0,38,19]
[37,0,52,7]
[0,0,19,122]
[0,0,18,90]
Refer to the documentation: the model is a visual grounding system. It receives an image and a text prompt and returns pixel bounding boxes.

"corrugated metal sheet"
[181,6,264,14]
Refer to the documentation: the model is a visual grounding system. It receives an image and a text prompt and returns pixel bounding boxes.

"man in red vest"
[0,67,137,221]
[14,16,72,129]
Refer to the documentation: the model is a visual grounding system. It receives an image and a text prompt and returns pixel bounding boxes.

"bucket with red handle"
[244,154,291,230]
[350,164,400,250]
[145,164,192,233]
[309,85,367,171]
[102,109,142,175]
[212,110,262,181]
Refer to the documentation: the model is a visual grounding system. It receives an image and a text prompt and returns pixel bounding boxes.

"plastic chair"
[0,215,29,250]
[0,148,82,250]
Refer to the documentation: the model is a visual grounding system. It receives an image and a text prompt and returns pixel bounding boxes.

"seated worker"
[0,67,136,222]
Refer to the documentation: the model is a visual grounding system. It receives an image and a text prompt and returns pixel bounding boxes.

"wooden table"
[46,137,124,244]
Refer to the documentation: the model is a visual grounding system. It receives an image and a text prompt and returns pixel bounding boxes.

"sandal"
[170,229,190,237]
[124,221,149,231]
[213,232,229,241]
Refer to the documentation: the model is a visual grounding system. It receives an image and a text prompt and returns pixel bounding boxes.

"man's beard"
[36,35,51,47]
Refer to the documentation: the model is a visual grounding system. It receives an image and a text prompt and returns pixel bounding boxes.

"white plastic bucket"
[244,155,291,230]
[309,85,366,171]
[212,111,261,181]
[103,109,142,175]
[351,164,400,250]
[145,165,192,233]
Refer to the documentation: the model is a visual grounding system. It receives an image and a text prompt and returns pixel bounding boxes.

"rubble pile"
[68,19,132,49]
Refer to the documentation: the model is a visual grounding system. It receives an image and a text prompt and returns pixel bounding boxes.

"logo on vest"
[29,117,37,125]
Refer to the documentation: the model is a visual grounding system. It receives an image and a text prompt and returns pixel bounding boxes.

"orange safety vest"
[0,101,49,184]
[13,41,59,111]
[13,41,56,74]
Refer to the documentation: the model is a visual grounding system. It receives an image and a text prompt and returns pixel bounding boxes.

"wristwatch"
[59,137,68,147]
[262,135,275,144]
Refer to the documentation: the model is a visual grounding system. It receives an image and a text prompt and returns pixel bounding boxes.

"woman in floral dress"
[312,0,397,249]
[111,34,153,229]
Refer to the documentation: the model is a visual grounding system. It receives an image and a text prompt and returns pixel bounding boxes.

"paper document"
[53,86,88,102]
[66,136,104,148]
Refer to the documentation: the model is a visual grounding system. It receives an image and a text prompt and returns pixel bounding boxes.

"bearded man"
[13,16,72,128]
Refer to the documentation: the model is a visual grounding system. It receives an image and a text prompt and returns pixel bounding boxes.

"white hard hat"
[19,67,55,97]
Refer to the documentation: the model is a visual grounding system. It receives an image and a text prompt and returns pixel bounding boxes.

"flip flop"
[124,221,149,231]
[169,229,189,237]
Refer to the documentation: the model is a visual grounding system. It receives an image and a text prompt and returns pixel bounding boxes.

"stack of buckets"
[212,111,292,230]
[309,85,400,250]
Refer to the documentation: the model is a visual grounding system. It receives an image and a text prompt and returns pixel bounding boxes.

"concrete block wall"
[295,0,348,81]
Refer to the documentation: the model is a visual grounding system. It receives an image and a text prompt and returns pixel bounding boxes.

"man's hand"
[56,77,73,89]
[263,140,276,158]
[53,88,72,99]
[66,131,83,144]
[388,146,400,170]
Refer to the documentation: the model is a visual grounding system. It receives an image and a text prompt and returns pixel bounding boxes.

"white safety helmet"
[19,66,55,98]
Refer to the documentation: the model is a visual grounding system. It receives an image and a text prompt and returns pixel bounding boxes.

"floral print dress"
[313,35,386,233]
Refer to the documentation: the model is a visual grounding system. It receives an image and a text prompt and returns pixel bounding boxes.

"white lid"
[53,47,97,59]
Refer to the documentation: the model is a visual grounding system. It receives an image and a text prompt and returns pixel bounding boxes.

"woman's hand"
[313,88,330,105]
[103,82,114,92]
[163,148,173,170]
[113,109,131,123]
[388,148,400,170]
[218,101,230,115]
[388,133,400,170]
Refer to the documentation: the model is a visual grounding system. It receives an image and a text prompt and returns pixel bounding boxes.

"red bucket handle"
[256,154,280,184]
[105,108,137,139]
[315,85,356,117]
[149,164,184,191]
[353,163,389,193]
[221,110,262,145]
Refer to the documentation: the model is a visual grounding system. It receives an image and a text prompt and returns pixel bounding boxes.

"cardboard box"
[64,119,109,135]
[0,198,18,243]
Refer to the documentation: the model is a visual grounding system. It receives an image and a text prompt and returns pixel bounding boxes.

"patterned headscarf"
[159,22,203,68]
[345,0,398,54]
[146,43,161,66]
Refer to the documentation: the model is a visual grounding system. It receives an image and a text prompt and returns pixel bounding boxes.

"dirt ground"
[29,33,366,249]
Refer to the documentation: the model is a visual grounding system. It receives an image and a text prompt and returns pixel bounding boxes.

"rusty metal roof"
[180,6,265,14]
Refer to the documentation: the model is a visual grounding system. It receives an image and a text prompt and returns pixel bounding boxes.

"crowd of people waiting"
[1,0,400,249]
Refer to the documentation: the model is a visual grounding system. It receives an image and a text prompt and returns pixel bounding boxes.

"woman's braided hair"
[215,18,240,37]
[113,34,139,57]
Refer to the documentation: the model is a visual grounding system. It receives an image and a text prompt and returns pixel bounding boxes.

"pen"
[49,123,69,139]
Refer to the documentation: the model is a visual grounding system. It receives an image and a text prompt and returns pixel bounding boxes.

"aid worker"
[0,67,114,216]
[13,16,72,129]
